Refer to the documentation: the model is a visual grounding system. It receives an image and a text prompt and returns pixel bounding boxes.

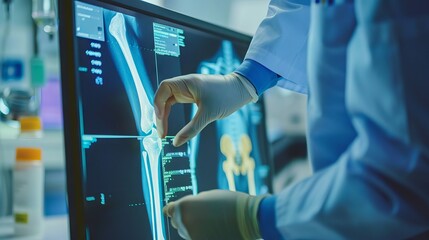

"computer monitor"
[59,0,273,239]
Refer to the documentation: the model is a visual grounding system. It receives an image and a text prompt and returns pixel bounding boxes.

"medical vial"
[19,116,43,138]
[13,148,44,236]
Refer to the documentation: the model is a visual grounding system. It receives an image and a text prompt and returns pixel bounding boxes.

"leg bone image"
[142,151,156,238]
[108,12,165,240]
[143,129,163,240]
[109,13,154,133]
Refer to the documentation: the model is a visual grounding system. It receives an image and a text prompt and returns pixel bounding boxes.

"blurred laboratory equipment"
[1,0,60,219]
[0,88,41,124]
[32,0,57,38]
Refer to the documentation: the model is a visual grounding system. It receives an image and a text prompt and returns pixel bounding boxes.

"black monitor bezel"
[59,0,271,239]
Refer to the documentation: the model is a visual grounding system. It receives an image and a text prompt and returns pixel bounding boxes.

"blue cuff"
[235,59,280,96]
[257,196,283,240]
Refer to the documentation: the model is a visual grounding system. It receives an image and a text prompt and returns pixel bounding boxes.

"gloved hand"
[154,73,258,146]
[163,190,267,240]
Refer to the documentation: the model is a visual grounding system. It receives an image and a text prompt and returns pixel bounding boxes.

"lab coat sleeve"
[243,0,310,94]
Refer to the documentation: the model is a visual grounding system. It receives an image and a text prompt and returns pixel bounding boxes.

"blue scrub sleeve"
[257,196,283,240]
[235,59,280,96]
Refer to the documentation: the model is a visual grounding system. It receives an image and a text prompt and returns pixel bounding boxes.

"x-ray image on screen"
[188,41,269,195]
[73,1,270,239]
[76,3,187,238]
[105,11,165,240]
[82,137,151,240]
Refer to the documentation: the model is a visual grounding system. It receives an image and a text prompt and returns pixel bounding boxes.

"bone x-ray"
[73,1,271,239]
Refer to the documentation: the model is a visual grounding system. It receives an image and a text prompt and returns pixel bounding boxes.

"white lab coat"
[246,0,429,238]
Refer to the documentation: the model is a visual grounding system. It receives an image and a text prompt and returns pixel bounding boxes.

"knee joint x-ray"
[108,12,164,240]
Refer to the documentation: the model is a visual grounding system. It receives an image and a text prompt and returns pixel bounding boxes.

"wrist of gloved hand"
[233,72,259,103]
[163,190,267,240]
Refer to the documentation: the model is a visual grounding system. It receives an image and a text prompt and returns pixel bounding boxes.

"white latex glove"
[154,73,258,146]
[163,190,267,240]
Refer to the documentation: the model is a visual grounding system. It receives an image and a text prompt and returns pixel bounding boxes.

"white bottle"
[13,147,44,236]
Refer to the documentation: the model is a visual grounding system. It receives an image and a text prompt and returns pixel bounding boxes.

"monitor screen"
[64,0,272,239]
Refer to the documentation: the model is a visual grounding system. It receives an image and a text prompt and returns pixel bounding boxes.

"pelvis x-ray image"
[193,41,266,195]
[105,12,165,240]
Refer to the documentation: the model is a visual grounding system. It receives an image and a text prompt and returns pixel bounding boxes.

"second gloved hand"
[154,73,258,146]
[163,190,266,240]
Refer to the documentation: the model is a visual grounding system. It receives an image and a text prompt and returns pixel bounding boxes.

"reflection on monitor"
[71,1,271,239]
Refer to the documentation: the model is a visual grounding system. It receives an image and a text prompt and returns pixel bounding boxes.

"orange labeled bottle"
[13,147,44,236]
